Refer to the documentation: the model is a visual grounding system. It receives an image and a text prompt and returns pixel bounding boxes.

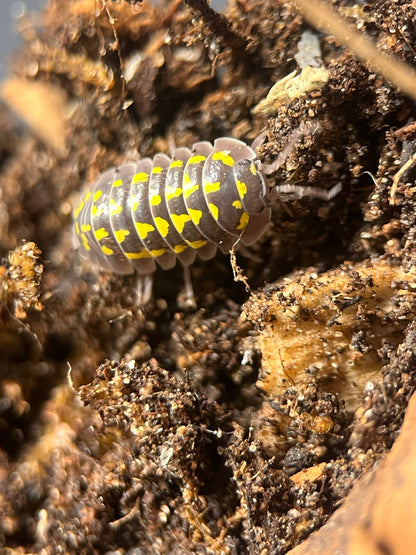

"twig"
[291,0,416,103]
[390,152,416,205]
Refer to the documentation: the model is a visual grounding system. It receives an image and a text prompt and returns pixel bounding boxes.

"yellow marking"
[152,166,163,174]
[184,184,199,199]
[73,191,91,218]
[250,162,257,175]
[93,190,103,202]
[81,224,91,232]
[109,199,123,215]
[184,173,192,185]
[188,208,202,225]
[212,151,234,166]
[170,160,183,168]
[131,197,140,212]
[187,239,207,249]
[209,203,219,220]
[204,181,220,194]
[114,229,130,243]
[132,172,149,184]
[174,244,188,253]
[135,222,155,239]
[126,251,151,259]
[113,179,123,187]
[75,222,80,235]
[237,212,249,230]
[150,193,162,206]
[91,205,103,218]
[183,174,199,198]
[80,234,90,251]
[102,245,114,255]
[232,200,242,209]
[154,217,169,237]
[94,227,109,241]
[150,249,166,257]
[171,213,191,233]
[236,180,247,199]
[74,204,82,219]
[188,155,206,165]
[166,185,182,200]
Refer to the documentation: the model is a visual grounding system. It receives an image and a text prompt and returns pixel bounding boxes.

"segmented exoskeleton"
[73,136,339,302]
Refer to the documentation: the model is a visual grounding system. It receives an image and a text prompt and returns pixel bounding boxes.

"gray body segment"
[73,138,271,276]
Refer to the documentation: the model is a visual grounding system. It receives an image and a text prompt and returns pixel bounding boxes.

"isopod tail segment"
[73,136,341,307]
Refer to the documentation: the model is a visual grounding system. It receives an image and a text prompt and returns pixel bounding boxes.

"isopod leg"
[135,274,154,306]
[270,182,342,201]
[177,265,197,310]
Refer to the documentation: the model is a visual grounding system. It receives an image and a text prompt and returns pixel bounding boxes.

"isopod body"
[73,138,272,278]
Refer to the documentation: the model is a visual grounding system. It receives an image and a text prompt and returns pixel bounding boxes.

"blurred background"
[0,0,226,80]
[0,0,45,80]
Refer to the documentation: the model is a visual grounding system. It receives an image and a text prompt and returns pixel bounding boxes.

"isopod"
[73,136,339,303]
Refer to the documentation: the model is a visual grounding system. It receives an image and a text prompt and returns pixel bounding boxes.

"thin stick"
[390,152,416,205]
[292,0,416,103]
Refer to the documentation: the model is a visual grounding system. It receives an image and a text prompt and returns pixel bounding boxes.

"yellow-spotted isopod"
[73,137,340,303]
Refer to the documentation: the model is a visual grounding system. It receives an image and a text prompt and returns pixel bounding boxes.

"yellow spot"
[236,180,247,199]
[132,172,149,184]
[150,193,162,206]
[81,224,91,232]
[91,205,103,218]
[73,204,82,219]
[126,251,151,259]
[187,239,207,249]
[114,229,130,243]
[209,203,219,220]
[80,234,90,251]
[102,245,113,256]
[182,173,196,197]
[250,162,257,175]
[94,227,109,241]
[75,222,80,235]
[170,160,183,168]
[150,249,166,257]
[73,191,91,218]
[152,166,163,174]
[237,212,250,230]
[154,217,169,237]
[183,173,192,185]
[188,208,202,225]
[174,244,188,253]
[188,155,206,165]
[109,199,123,215]
[232,200,242,209]
[131,198,140,212]
[171,213,191,233]
[74,206,85,219]
[204,181,221,194]
[184,184,199,199]
[93,190,103,202]
[166,186,182,201]
[135,222,155,239]
[212,151,234,166]
[113,179,123,187]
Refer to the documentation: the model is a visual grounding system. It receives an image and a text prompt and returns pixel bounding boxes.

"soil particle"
[1,0,416,553]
